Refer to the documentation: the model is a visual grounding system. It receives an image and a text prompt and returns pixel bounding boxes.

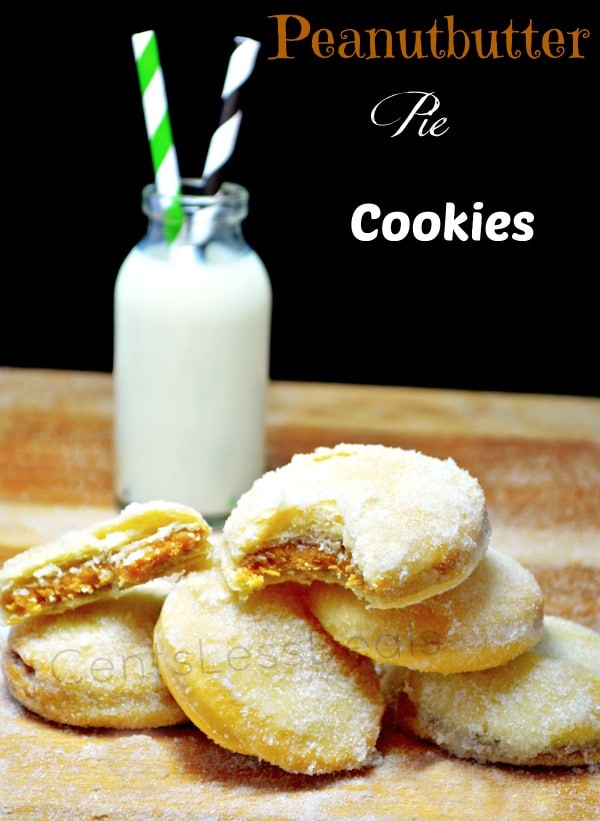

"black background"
[3,3,597,397]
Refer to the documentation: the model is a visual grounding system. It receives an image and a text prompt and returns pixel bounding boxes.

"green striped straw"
[132,30,183,243]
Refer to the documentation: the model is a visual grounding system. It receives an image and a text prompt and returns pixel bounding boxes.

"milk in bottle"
[113,180,271,524]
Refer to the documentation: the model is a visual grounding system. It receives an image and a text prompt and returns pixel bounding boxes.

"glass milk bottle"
[113,179,272,525]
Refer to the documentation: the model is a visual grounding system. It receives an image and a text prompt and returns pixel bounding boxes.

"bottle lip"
[142,178,248,215]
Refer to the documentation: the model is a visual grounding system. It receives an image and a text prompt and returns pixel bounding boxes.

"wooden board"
[0,368,599,819]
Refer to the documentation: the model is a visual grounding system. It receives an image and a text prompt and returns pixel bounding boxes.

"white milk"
[113,237,271,522]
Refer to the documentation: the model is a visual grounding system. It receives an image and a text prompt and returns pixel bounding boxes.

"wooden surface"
[0,367,599,819]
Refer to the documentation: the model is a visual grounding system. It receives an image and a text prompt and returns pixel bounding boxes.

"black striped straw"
[202,36,261,195]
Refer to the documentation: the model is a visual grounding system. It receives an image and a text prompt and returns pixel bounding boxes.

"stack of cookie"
[0,501,213,729]
[214,444,599,770]
[1,444,598,774]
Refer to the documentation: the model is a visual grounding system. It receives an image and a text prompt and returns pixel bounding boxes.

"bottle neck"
[142,179,249,251]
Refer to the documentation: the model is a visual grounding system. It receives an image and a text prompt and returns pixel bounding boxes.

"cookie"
[154,565,384,774]
[306,548,544,673]
[0,501,211,624]
[222,443,490,609]
[382,615,600,767]
[2,579,188,728]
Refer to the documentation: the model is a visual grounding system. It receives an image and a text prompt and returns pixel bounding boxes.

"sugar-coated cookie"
[381,616,600,767]
[2,579,188,728]
[306,548,544,673]
[222,443,490,609]
[154,565,384,774]
[0,501,211,624]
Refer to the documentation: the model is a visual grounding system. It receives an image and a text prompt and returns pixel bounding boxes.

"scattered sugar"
[1,449,598,816]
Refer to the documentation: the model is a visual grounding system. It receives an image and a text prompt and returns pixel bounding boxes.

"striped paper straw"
[132,30,183,242]
[202,36,261,194]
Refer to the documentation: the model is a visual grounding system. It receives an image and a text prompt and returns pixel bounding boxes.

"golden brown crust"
[306,549,545,673]
[222,444,490,608]
[154,566,384,774]
[0,501,212,624]
[382,616,600,767]
[2,529,208,623]
[2,580,188,729]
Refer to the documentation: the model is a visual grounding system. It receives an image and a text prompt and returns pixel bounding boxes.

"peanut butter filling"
[240,540,366,592]
[239,541,467,597]
[1,530,207,620]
